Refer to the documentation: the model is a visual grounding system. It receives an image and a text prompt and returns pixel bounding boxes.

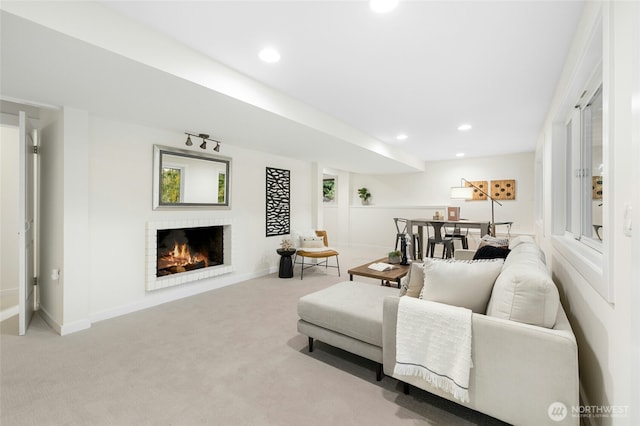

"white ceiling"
[1,1,584,173]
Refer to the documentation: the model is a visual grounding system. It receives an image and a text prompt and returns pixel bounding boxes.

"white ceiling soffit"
[1,1,585,170]
[98,1,583,160]
[0,2,425,174]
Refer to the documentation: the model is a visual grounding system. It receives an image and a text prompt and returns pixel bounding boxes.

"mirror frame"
[153,144,231,209]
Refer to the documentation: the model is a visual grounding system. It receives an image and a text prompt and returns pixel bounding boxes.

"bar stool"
[426,223,455,259]
[393,218,422,260]
[393,217,407,251]
[445,224,469,249]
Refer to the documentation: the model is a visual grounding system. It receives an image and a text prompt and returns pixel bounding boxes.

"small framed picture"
[447,206,460,221]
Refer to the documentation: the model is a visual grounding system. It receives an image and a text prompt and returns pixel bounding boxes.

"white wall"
[26,107,92,334]
[63,108,91,330]
[38,108,65,330]
[83,115,313,324]
[538,2,639,424]
[30,108,314,332]
[320,168,351,246]
[323,152,535,250]
[1,125,19,312]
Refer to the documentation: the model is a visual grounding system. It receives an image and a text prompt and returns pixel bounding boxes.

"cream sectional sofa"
[297,237,579,425]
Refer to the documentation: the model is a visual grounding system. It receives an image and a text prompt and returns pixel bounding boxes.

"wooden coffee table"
[348,257,410,288]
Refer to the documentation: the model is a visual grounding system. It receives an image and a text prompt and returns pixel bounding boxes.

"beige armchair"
[294,230,340,279]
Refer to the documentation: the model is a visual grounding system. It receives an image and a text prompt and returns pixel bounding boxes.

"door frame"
[18,110,37,335]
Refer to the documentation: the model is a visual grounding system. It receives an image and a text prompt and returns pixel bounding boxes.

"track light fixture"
[184,132,223,152]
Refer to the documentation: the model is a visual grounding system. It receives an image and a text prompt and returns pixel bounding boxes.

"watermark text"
[548,402,629,421]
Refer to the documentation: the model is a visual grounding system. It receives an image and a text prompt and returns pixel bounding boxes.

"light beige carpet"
[1,246,508,426]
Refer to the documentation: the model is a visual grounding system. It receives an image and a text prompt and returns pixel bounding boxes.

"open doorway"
[0,122,20,322]
[1,102,40,335]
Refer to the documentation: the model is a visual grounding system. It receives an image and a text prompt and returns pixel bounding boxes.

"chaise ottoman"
[297,281,399,380]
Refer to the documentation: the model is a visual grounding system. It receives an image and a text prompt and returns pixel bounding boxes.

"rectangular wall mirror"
[153,145,231,209]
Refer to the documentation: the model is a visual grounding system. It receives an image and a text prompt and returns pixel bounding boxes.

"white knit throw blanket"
[393,297,473,403]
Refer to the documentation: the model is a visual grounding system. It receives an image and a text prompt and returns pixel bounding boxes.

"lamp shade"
[450,186,474,200]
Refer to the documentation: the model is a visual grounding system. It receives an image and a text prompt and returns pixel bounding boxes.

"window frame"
[550,4,612,303]
[563,73,603,253]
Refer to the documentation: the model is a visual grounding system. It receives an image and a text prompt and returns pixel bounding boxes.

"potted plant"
[388,250,402,264]
[357,187,371,205]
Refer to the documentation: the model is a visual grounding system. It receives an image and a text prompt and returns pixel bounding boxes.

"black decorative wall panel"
[265,167,290,237]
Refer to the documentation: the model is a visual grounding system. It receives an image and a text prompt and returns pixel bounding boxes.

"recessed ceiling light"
[259,47,280,63]
[396,134,408,141]
[457,124,472,131]
[456,152,465,157]
[370,0,399,13]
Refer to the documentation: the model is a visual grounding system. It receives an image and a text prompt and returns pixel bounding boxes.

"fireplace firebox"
[156,226,223,277]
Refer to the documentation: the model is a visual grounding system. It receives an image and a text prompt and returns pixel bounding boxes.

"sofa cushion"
[486,241,559,328]
[418,258,503,313]
[501,240,546,271]
[508,235,536,250]
[486,266,559,328]
[399,262,424,298]
[297,281,397,347]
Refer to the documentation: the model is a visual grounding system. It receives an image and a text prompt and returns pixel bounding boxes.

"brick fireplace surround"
[146,218,233,291]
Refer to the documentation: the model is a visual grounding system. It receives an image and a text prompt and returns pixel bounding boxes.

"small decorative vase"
[388,256,401,264]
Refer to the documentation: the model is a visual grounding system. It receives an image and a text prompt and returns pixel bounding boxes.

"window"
[534,146,544,227]
[323,177,336,203]
[218,173,226,204]
[161,167,183,203]
[565,82,603,250]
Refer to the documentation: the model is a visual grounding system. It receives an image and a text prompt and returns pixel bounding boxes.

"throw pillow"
[399,262,424,298]
[300,235,325,249]
[473,245,511,260]
[486,262,559,328]
[419,258,504,313]
[478,234,509,249]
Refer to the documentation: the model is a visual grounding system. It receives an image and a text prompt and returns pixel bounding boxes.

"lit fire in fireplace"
[157,242,209,275]
[156,226,223,278]
[170,242,208,267]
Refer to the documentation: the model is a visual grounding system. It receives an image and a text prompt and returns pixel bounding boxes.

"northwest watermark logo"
[548,402,568,422]
[548,402,629,421]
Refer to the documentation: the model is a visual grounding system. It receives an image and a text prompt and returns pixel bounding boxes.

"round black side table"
[277,249,297,278]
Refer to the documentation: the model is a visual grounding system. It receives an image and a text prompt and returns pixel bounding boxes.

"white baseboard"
[0,305,18,322]
[23,268,277,336]
[37,305,91,335]
[60,318,92,336]
[0,289,19,322]
[38,306,62,334]
[89,268,274,326]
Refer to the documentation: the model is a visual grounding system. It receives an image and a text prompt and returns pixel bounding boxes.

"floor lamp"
[450,178,502,237]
